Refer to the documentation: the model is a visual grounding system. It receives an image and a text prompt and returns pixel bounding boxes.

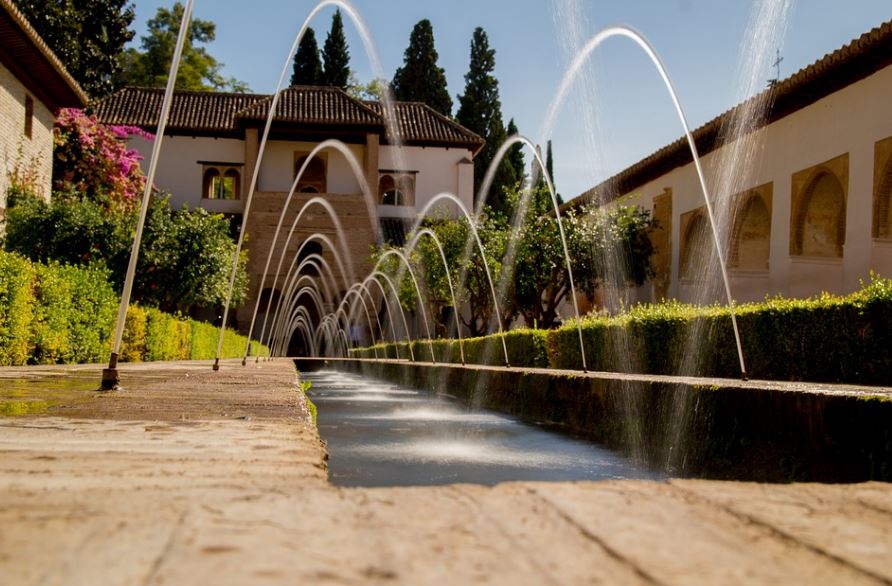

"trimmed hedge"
[350,275,892,385]
[0,251,267,365]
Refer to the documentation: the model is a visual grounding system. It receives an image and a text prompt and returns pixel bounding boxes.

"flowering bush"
[53,108,153,212]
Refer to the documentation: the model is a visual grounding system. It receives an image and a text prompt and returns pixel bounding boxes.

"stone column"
[364,132,380,241]
[244,127,260,211]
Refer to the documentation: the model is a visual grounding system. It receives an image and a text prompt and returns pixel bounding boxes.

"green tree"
[505,118,525,184]
[290,27,323,86]
[456,27,516,212]
[391,19,452,116]
[4,193,248,314]
[115,2,248,92]
[347,75,387,101]
[510,187,655,328]
[12,0,135,98]
[322,9,350,89]
[137,198,248,313]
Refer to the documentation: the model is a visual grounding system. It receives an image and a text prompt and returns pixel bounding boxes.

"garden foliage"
[0,251,265,366]
[352,275,892,385]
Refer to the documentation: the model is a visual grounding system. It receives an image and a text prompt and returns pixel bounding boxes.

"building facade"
[568,19,892,304]
[96,86,483,338]
[0,0,86,209]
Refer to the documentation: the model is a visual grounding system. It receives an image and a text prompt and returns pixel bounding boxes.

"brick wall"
[0,61,54,206]
[236,191,377,337]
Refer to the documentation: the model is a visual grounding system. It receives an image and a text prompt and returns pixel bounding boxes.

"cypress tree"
[392,19,452,116]
[322,9,350,89]
[290,27,323,86]
[456,27,516,211]
[506,118,525,183]
[545,140,562,205]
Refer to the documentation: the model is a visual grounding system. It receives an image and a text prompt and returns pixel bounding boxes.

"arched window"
[202,165,240,200]
[295,155,326,193]
[873,156,892,239]
[378,173,414,206]
[680,210,707,280]
[730,191,771,269]
[378,175,404,205]
[794,172,846,257]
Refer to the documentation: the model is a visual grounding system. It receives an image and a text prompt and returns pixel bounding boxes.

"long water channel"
[305,370,659,487]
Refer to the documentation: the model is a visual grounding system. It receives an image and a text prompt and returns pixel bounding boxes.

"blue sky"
[128,1,892,201]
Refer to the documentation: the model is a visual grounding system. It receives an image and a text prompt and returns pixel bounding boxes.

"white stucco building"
[566,19,892,304]
[96,85,483,336]
[0,0,86,209]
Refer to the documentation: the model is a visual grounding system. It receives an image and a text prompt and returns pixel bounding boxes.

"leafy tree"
[381,184,656,335]
[347,75,387,101]
[290,27,323,86]
[115,2,248,92]
[12,0,135,98]
[510,187,655,328]
[4,193,248,314]
[391,19,452,116]
[456,27,516,212]
[136,198,249,313]
[505,118,525,183]
[321,9,350,89]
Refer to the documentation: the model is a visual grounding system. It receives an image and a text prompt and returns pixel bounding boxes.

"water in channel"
[305,370,659,487]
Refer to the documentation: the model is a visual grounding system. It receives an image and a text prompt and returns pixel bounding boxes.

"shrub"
[350,275,892,385]
[0,253,36,365]
[0,251,266,365]
[121,305,147,362]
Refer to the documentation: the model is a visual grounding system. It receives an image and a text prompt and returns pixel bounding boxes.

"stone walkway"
[0,360,890,585]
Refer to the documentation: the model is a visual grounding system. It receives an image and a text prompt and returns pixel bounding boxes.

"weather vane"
[767,49,783,87]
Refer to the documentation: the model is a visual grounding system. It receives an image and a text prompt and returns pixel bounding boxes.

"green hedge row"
[350,275,892,385]
[0,251,267,365]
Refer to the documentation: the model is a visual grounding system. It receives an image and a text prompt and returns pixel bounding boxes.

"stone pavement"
[0,359,890,585]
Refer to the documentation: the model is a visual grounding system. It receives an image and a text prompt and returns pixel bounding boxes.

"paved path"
[0,360,890,585]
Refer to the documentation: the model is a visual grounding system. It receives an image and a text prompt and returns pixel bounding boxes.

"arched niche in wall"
[790,154,848,258]
[294,154,327,194]
[729,183,772,270]
[873,135,892,239]
[679,206,708,280]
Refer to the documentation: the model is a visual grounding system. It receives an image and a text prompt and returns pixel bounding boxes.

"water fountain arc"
[361,275,403,359]
[335,286,380,357]
[273,289,324,356]
[342,283,385,357]
[280,304,320,356]
[409,192,510,366]
[374,250,437,362]
[540,25,747,378]
[246,139,380,361]
[267,253,345,353]
[214,0,401,370]
[370,270,416,362]
[485,133,589,370]
[264,234,355,351]
[404,228,465,364]
[348,282,386,340]
[102,0,194,389]
[278,292,329,357]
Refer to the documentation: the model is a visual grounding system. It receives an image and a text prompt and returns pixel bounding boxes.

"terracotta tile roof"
[94,87,265,135]
[0,0,87,108]
[237,86,382,126]
[564,18,892,212]
[363,101,485,149]
[93,86,484,150]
